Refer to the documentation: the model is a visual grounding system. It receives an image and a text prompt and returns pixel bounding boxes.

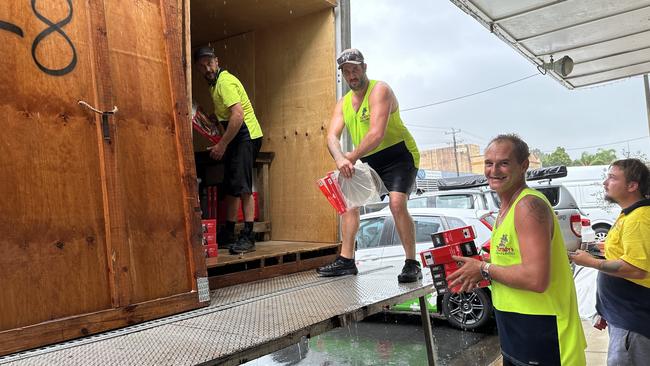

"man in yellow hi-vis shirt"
[194,47,263,255]
[448,134,586,365]
[571,158,650,366]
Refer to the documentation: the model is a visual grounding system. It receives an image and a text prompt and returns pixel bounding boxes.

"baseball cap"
[336,48,364,69]
[193,47,215,61]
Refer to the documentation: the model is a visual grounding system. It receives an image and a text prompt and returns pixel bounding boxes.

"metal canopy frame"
[450,0,650,88]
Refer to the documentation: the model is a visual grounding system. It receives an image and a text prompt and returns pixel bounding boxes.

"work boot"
[316,256,358,277]
[217,230,236,250]
[229,232,256,254]
[398,259,422,283]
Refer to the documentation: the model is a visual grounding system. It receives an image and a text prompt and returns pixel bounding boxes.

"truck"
[0,0,354,357]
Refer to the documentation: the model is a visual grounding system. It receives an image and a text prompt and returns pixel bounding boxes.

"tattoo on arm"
[524,197,552,227]
[599,260,623,273]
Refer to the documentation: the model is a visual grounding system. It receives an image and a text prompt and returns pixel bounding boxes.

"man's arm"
[570,251,648,279]
[346,82,392,163]
[209,102,243,160]
[448,195,553,293]
[326,99,356,178]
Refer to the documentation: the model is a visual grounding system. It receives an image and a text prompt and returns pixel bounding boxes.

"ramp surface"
[1,264,432,366]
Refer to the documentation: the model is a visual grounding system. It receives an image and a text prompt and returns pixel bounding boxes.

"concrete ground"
[488,320,609,365]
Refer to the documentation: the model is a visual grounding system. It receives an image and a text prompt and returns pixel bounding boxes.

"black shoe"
[229,235,256,254]
[217,230,236,250]
[398,259,422,283]
[316,256,358,277]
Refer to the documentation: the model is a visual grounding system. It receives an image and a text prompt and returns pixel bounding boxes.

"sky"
[349,0,650,161]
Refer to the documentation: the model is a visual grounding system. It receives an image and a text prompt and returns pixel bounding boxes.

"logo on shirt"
[495,234,515,255]
[360,107,369,122]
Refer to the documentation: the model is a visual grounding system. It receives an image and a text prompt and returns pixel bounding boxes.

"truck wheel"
[594,226,610,242]
[442,288,493,330]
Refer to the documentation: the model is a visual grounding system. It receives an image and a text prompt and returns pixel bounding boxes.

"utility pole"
[445,128,461,176]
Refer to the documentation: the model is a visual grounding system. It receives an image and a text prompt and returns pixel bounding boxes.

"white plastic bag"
[332,162,388,209]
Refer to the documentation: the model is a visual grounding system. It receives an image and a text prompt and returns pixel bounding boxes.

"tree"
[574,149,617,166]
[542,147,572,167]
[621,148,649,163]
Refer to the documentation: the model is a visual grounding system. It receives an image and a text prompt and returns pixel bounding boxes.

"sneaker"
[397,259,422,283]
[316,256,358,277]
[229,235,256,254]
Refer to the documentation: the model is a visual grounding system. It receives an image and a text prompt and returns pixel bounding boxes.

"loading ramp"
[0,264,435,366]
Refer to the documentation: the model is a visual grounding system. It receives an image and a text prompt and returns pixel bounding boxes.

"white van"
[552,166,620,241]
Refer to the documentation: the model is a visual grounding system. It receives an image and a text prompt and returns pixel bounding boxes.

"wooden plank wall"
[255,10,338,242]
[0,0,113,331]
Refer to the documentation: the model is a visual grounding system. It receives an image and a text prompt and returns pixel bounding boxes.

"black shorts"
[360,141,417,194]
[222,138,262,197]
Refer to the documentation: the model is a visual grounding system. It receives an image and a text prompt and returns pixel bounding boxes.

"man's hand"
[568,249,599,267]
[336,157,355,178]
[447,256,484,293]
[208,142,227,161]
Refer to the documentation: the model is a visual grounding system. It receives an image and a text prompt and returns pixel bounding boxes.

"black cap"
[337,48,364,69]
[193,47,215,61]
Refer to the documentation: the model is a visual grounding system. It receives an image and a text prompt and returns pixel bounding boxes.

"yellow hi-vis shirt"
[210,70,263,140]
[491,188,586,365]
[341,80,419,167]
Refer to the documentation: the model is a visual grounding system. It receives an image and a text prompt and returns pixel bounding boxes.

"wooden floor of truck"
[205,241,340,289]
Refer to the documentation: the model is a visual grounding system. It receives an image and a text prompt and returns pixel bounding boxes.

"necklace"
[497,186,526,224]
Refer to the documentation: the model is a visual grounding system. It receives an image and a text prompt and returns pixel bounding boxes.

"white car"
[355,207,495,330]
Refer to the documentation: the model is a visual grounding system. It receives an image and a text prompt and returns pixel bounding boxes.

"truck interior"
[189,0,342,289]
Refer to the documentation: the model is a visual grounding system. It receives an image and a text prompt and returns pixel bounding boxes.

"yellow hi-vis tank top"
[491,188,586,365]
[342,80,419,167]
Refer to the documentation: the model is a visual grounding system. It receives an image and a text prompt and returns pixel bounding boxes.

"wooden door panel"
[103,0,194,302]
[0,1,112,330]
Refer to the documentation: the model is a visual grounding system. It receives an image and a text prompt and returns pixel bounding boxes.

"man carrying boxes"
[444,134,585,366]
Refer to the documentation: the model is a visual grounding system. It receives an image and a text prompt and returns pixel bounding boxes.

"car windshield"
[407,194,476,209]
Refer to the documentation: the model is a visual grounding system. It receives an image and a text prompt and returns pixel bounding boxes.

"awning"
[450,0,650,89]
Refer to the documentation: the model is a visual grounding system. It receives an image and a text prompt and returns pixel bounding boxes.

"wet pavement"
[243,313,500,365]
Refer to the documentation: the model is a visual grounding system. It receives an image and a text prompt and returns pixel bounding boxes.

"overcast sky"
[350,0,650,160]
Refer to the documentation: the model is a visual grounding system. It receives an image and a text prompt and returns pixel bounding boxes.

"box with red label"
[204,244,218,258]
[431,226,476,247]
[202,233,216,246]
[201,219,217,234]
[419,241,479,266]
[423,253,490,294]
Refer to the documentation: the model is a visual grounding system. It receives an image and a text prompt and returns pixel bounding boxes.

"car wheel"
[594,226,609,242]
[442,288,493,330]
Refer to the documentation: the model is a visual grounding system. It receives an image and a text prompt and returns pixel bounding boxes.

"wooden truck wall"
[0,0,206,356]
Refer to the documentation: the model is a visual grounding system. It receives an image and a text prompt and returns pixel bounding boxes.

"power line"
[401,73,540,112]
[543,135,650,153]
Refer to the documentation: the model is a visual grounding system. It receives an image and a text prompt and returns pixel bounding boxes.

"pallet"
[206,241,340,289]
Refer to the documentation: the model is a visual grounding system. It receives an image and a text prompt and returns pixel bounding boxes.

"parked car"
[356,208,495,330]
[408,182,584,251]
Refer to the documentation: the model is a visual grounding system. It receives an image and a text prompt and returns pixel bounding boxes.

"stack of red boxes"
[201,219,218,258]
[419,226,490,294]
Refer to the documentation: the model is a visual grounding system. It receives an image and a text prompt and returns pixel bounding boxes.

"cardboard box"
[419,241,478,266]
[202,233,217,246]
[204,244,218,258]
[201,219,217,234]
[431,226,475,247]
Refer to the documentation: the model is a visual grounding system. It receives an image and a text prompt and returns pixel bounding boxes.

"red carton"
[202,233,217,246]
[431,226,476,247]
[201,219,217,234]
[204,244,218,258]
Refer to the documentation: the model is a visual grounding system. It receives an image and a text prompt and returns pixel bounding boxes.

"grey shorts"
[607,324,650,366]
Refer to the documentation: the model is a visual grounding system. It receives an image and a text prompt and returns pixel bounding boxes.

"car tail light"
[570,214,582,238]
[581,218,591,227]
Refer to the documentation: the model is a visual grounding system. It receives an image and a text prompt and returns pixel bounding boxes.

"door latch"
[78,100,119,141]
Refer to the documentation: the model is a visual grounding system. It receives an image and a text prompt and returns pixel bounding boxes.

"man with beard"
[570,158,650,366]
[447,134,586,365]
[316,48,421,283]
[194,47,263,254]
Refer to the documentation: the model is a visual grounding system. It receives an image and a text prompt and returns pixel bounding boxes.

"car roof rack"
[436,166,567,191]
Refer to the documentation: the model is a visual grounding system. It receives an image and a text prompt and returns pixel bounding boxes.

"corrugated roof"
[450,0,650,88]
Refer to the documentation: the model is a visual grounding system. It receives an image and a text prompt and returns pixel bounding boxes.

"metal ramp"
[0,264,434,366]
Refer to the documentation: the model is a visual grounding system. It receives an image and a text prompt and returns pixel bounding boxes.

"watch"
[480,262,492,281]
